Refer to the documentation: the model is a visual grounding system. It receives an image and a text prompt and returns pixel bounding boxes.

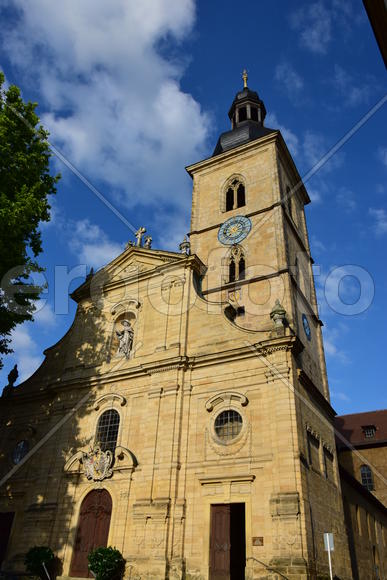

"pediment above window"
[64,451,84,474]
[205,391,248,412]
[93,393,127,411]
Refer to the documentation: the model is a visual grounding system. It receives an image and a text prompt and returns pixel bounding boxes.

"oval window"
[214,410,243,441]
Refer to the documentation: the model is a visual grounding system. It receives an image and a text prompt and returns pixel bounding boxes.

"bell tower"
[186,72,329,397]
[185,75,352,577]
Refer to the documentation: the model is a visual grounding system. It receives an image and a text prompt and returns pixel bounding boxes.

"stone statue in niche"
[116,319,134,358]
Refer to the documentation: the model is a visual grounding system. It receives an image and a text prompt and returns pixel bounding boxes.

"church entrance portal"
[69,489,112,578]
[210,503,246,580]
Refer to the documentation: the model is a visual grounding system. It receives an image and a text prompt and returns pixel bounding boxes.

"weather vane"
[242,68,248,88]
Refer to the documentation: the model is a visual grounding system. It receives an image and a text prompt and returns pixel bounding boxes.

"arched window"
[96,410,120,452]
[224,179,246,211]
[229,260,236,283]
[239,256,245,280]
[360,464,374,491]
[237,184,245,208]
[228,246,246,283]
[226,188,234,212]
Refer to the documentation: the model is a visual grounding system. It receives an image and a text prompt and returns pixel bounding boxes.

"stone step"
[57,577,89,580]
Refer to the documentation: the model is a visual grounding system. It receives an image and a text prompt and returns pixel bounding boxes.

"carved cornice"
[12,342,319,400]
[141,357,189,376]
[254,335,303,358]
[199,474,255,485]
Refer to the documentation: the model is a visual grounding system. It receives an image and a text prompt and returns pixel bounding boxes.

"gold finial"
[242,68,248,88]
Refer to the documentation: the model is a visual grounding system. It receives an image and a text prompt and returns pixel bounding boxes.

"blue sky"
[0,0,386,414]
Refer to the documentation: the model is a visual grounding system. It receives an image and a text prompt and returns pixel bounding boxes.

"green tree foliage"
[0,72,60,369]
[88,546,125,580]
[24,546,55,579]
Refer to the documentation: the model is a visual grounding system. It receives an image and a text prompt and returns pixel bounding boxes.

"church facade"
[0,77,386,579]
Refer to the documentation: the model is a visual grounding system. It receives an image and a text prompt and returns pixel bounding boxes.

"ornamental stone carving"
[270,299,286,328]
[179,235,190,255]
[82,445,113,481]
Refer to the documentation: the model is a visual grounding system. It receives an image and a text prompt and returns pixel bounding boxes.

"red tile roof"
[335,410,387,449]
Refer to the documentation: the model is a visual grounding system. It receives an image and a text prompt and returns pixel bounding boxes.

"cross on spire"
[242,68,248,88]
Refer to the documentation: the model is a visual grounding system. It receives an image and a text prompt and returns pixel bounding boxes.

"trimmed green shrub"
[88,546,125,580]
[24,546,54,579]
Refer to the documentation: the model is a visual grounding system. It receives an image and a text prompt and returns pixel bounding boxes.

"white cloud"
[68,219,124,269]
[308,188,322,203]
[266,112,299,157]
[322,325,350,364]
[155,209,190,252]
[336,187,357,212]
[331,390,350,402]
[290,1,365,56]
[378,147,387,167]
[369,208,387,236]
[290,2,332,54]
[332,64,371,107]
[33,300,57,326]
[274,62,304,98]
[311,235,326,253]
[303,131,344,173]
[9,326,43,383]
[5,300,58,383]
[40,200,125,269]
[1,0,209,217]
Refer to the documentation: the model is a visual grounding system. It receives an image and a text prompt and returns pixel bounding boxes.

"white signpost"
[323,532,334,580]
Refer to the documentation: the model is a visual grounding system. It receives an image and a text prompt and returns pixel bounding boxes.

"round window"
[214,410,243,441]
[12,440,29,464]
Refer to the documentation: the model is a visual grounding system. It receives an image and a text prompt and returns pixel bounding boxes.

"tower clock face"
[218,216,252,245]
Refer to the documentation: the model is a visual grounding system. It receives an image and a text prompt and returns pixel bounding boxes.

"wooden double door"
[69,489,112,578]
[210,503,246,580]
